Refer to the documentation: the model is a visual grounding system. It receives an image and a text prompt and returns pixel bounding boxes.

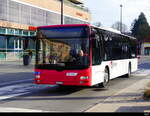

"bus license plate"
[56,82,63,85]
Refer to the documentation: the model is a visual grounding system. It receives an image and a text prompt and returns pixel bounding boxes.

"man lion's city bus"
[34,24,138,88]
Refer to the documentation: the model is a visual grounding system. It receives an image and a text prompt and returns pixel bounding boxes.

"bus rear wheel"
[99,68,109,88]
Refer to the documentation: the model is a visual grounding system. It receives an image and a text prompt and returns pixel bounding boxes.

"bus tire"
[126,63,131,78]
[99,67,109,88]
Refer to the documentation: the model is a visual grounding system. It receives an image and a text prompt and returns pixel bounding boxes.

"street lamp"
[120,4,123,33]
[61,0,64,24]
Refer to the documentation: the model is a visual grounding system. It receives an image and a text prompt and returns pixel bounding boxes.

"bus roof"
[37,24,90,29]
[37,24,136,40]
[100,27,121,34]
[92,25,136,40]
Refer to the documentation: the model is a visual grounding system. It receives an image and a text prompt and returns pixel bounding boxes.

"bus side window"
[129,39,137,58]
[103,35,112,61]
[92,33,102,65]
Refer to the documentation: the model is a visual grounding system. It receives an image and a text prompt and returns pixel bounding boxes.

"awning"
[0,27,36,37]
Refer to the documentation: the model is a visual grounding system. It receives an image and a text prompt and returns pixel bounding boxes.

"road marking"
[144,110,150,112]
[0,83,34,100]
[0,79,33,87]
[0,107,48,112]
[0,82,57,101]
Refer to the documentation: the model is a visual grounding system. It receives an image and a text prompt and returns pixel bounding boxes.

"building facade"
[0,0,91,61]
[141,37,150,56]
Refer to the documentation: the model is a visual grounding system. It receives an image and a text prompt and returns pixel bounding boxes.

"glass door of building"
[6,37,23,60]
[14,38,23,60]
[14,38,23,51]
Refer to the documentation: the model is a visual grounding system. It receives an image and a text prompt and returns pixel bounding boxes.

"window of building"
[20,4,31,25]
[0,36,6,49]
[9,1,19,23]
[7,36,15,49]
[64,16,87,24]
[0,0,8,21]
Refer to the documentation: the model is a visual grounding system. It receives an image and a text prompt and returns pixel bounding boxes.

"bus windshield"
[35,26,90,70]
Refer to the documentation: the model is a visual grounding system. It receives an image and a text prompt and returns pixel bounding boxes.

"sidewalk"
[0,60,34,73]
[85,76,150,112]
[0,59,35,65]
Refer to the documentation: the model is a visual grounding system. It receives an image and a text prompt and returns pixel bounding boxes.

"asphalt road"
[0,57,149,112]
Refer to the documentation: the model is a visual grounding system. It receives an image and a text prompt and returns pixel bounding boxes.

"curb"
[85,78,150,112]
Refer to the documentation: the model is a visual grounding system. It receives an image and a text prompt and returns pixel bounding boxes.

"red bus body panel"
[34,67,92,86]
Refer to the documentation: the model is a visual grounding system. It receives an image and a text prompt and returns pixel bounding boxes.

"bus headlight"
[35,75,40,79]
[80,76,89,80]
[34,72,41,79]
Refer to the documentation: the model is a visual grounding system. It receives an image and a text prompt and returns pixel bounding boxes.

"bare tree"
[93,22,102,27]
[111,21,128,33]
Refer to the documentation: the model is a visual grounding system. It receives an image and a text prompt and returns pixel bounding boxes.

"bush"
[143,82,150,100]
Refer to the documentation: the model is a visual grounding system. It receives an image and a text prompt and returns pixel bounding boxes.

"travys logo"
[66,72,78,76]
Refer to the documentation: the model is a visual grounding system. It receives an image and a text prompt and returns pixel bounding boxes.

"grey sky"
[83,0,150,31]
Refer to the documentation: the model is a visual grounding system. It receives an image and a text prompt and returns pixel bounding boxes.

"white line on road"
[0,107,48,112]
[0,83,34,100]
[0,82,57,101]
[0,79,33,87]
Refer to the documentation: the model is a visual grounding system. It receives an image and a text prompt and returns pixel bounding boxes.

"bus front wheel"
[99,68,109,88]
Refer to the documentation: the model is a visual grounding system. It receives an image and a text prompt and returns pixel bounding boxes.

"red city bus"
[34,24,138,87]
